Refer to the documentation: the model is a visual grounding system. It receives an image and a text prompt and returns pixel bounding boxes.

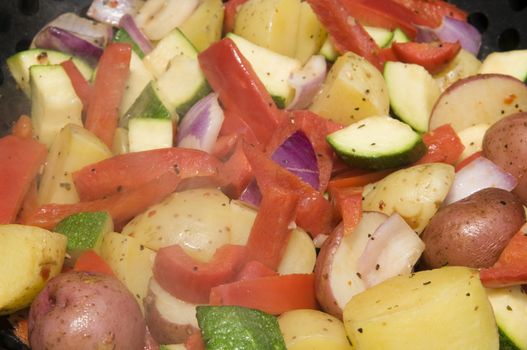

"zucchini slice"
[327,115,426,170]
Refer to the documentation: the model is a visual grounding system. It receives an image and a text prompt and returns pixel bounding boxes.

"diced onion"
[416,16,482,55]
[286,55,327,110]
[443,156,517,205]
[176,93,224,153]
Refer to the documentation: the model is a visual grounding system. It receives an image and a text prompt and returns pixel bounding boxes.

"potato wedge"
[309,52,389,125]
[0,225,66,314]
[278,228,316,275]
[362,163,455,234]
[234,0,301,57]
[99,232,156,313]
[37,124,112,205]
[122,188,256,262]
[343,267,498,350]
[433,49,481,92]
[429,74,527,132]
[278,309,352,350]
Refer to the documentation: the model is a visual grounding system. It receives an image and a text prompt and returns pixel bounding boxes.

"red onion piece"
[119,14,153,55]
[176,93,224,153]
[357,213,425,288]
[88,0,145,26]
[239,180,262,207]
[416,16,482,55]
[443,156,517,206]
[271,130,320,190]
[286,55,327,110]
[33,26,104,65]
[239,130,320,206]
[31,12,111,49]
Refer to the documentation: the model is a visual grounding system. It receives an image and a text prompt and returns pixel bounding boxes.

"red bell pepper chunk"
[480,224,527,288]
[199,38,284,147]
[246,186,299,270]
[73,148,220,201]
[85,43,131,148]
[392,41,462,74]
[74,250,114,276]
[341,0,419,38]
[391,0,467,28]
[154,244,247,304]
[243,142,335,237]
[416,124,464,165]
[305,0,382,70]
[209,273,317,315]
[218,140,253,199]
[223,0,249,34]
[455,151,483,172]
[328,168,393,192]
[329,186,363,235]
[22,171,181,230]
[0,135,47,224]
[235,260,278,281]
[61,59,92,112]
[185,332,206,350]
[11,115,33,139]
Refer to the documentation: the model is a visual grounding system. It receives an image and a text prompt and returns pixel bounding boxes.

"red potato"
[483,112,527,205]
[421,188,525,269]
[429,74,527,132]
[29,271,146,350]
[144,278,199,345]
[315,212,388,319]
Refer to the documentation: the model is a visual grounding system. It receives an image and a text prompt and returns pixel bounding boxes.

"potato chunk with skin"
[309,52,389,125]
[343,267,498,350]
[279,309,352,350]
[362,163,455,234]
[122,188,256,262]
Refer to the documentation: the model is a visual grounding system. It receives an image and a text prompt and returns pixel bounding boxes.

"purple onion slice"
[120,14,153,55]
[88,0,145,27]
[176,93,224,153]
[443,156,517,206]
[286,55,327,110]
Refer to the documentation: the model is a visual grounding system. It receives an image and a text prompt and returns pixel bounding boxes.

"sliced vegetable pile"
[1,0,527,349]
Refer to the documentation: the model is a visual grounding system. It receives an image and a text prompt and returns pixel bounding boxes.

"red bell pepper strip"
[185,332,206,350]
[455,151,482,172]
[235,260,278,281]
[392,41,462,74]
[391,0,467,28]
[246,186,299,270]
[85,43,131,148]
[209,274,317,315]
[73,148,220,201]
[305,0,382,70]
[0,135,47,224]
[73,250,114,276]
[199,38,284,147]
[341,0,419,38]
[217,140,253,199]
[212,133,240,160]
[415,124,464,165]
[22,171,181,230]
[328,186,363,236]
[61,59,92,112]
[480,224,527,288]
[328,168,393,192]
[223,0,249,34]
[11,115,33,139]
[243,142,335,237]
[154,244,247,304]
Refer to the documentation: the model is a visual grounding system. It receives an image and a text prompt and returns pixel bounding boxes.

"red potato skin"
[421,188,525,269]
[483,112,527,206]
[314,224,346,319]
[29,272,146,350]
[143,286,198,345]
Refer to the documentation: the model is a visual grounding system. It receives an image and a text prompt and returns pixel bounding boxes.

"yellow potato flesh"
[343,267,498,350]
